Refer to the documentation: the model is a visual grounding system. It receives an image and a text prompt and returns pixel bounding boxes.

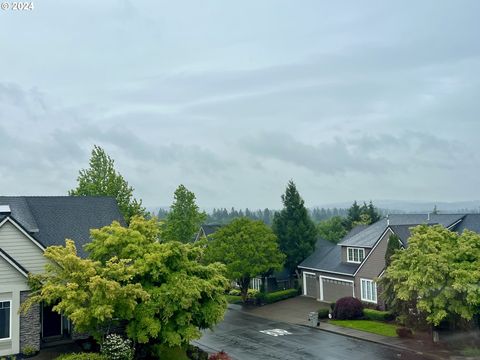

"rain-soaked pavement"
[194,309,428,360]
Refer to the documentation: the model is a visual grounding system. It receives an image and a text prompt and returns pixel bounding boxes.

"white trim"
[353,228,393,276]
[447,218,463,230]
[302,271,315,296]
[319,275,354,301]
[0,217,45,252]
[346,247,365,263]
[0,300,12,341]
[298,266,355,277]
[0,252,28,278]
[360,278,377,304]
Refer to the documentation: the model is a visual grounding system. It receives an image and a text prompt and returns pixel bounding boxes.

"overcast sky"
[1,1,479,209]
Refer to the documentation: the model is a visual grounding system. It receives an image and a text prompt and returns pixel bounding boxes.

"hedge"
[363,309,394,322]
[261,289,298,304]
[318,308,330,319]
[56,353,107,360]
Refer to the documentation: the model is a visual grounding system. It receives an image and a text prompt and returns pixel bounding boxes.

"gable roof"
[339,214,464,248]
[0,196,125,257]
[194,224,222,242]
[0,247,29,277]
[298,238,359,276]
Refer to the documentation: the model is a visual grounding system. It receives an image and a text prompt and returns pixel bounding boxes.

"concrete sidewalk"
[232,296,453,360]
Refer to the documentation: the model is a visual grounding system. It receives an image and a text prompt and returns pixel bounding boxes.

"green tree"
[24,217,228,357]
[317,216,348,243]
[205,218,285,302]
[272,181,317,275]
[385,234,402,266]
[380,225,480,327]
[161,185,207,243]
[366,201,381,223]
[69,145,146,223]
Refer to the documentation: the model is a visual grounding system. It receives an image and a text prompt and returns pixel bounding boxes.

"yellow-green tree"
[381,225,480,327]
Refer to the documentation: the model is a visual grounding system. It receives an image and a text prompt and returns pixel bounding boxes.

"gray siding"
[354,228,392,306]
[0,221,47,274]
[0,257,27,285]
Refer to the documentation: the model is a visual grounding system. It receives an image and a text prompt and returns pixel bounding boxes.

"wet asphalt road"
[194,309,427,360]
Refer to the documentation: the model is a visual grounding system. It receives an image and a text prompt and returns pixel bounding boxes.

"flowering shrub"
[332,297,363,320]
[208,351,231,360]
[100,334,134,360]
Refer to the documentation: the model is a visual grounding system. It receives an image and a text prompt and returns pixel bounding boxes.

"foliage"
[206,207,275,225]
[396,327,413,338]
[329,320,398,337]
[363,309,394,322]
[380,225,480,326]
[205,218,284,302]
[318,308,330,319]
[272,181,317,274]
[209,352,232,360]
[226,295,242,304]
[161,185,207,243]
[151,345,189,360]
[55,354,107,360]
[317,216,348,243]
[344,201,381,230]
[101,334,134,360]
[228,289,241,296]
[69,145,146,224]
[21,345,37,356]
[186,345,209,360]
[259,289,298,304]
[332,297,363,320]
[385,234,402,267]
[25,217,229,352]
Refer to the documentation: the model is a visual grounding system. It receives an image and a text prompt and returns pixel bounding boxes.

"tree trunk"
[239,277,250,303]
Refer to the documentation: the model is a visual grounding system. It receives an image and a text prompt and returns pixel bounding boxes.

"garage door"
[321,277,353,302]
[303,273,318,298]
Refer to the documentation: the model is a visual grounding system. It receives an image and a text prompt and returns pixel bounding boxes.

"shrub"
[21,345,38,356]
[56,354,107,360]
[330,302,336,311]
[247,289,259,299]
[363,309,394,322]
[209,351,231,360]
[228,289,241,296]
[318,308,330,319]
[332,297,363,320]
[262,289,298,304]
[101,334,134,360]
[396,327,413,338]
[186,345,209,360]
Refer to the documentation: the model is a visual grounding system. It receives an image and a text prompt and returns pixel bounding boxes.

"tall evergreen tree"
[69,145,146,223]
[162,185,207,243]
[367,201,381,223]
[272,181,317,275]
[385,234,402,266]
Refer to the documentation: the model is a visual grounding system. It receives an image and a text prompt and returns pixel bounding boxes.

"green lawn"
[329,320,398,337]
[226,295,242,304]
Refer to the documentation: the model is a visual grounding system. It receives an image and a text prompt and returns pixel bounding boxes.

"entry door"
[42,304,62,338]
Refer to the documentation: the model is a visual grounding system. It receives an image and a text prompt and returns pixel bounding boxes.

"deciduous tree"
[317,216,348,243]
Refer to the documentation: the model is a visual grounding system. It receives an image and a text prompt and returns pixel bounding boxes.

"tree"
[366,201,381,223]
[272,181,317,275]
[24,217,228,357]
[317,216,348,243]
[161,185,207,243]
[205,218,285,302]
[346,201,362,227]
[69,145,146,223]
[380,225,480,327]
[385,234,402,266]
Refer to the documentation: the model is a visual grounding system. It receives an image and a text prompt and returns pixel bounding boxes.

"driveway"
[242,295,328,325]
[194,307,425,360]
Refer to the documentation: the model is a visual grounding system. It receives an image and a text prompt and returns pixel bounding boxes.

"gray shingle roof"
[0,196,125,257]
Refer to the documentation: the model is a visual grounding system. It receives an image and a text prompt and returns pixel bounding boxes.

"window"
[347,247,365,263]
[361,279,377,303]
[0,301,11,340]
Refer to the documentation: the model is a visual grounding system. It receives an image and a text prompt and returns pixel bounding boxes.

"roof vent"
[386,214,390,226]
[0,205,11,215]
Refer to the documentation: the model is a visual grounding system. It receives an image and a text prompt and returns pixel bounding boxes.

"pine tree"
[272,181,317,275]
[385,234,402,266]
[69,145,146,223]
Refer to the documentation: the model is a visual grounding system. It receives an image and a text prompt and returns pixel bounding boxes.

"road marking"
[259,328,292,337]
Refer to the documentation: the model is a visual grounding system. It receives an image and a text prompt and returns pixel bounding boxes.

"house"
[193,224,222,242]
[0,196,124,357]
[298,214,480,308]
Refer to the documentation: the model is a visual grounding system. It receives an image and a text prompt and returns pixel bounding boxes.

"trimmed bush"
[56,354,107,360]
[209,351,232,360]
[101,334,134,360]
[363,309,394,322]
[318,308,330,319]
[396,327,413,338]
[332,297,363,320]
[187,345,209,360]
[262,289,298,304]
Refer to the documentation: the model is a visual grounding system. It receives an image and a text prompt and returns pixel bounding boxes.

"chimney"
[427,213,430,221]
[0,205,11,215]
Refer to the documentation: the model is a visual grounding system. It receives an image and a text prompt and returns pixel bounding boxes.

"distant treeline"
[156,206,386,225]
